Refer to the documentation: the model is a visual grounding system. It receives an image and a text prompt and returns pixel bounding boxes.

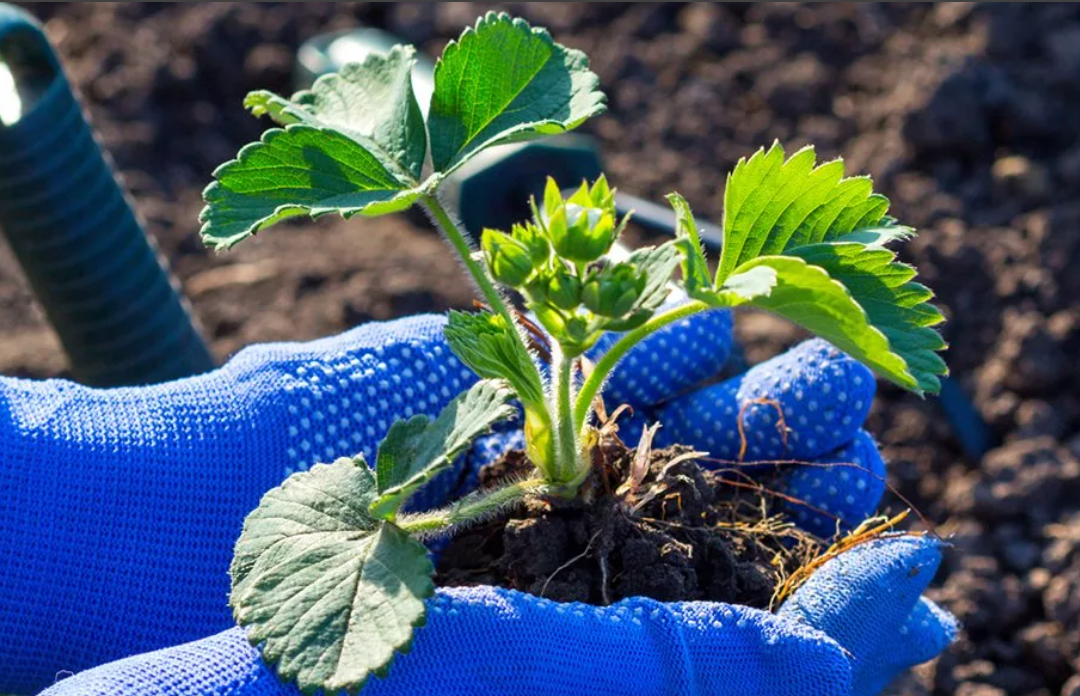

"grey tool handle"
[0,3,215,386]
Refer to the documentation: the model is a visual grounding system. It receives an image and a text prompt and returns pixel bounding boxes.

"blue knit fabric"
[35,538,955,696]
[0,310,953,696]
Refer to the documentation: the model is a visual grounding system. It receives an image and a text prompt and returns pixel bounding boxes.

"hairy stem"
[422,192,559,476]
[573,300,710,432]
[551,346,581,485]
[422,194,522,338]
[398,477,549,536]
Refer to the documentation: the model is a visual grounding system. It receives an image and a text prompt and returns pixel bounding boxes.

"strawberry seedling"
[201,13,945,693]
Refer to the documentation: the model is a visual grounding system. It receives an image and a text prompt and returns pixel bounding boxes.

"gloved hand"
[35,537,952,696]
[0,307,953,696]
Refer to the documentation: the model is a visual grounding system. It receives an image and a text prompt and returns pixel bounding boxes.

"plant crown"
[202,12,946,693]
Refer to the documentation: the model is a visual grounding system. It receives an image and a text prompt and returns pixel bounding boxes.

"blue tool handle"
[0,3,215,386]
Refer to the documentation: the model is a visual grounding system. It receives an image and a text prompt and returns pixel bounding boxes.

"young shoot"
[201,12,946,693]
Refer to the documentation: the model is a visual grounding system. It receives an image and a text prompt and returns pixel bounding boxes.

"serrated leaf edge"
[430,11,606,174]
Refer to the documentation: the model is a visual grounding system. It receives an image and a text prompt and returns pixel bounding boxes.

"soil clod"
[437,442,822,608]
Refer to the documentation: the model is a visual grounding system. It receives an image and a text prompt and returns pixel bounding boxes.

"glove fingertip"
[658,338,875,462]
[595,306,734,410]
[900,597,958,664]
[779,535,945,631]
[780,430,887,539]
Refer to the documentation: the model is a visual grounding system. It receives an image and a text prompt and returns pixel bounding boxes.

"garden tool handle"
[0,3,215,386]
[612,190,724,249]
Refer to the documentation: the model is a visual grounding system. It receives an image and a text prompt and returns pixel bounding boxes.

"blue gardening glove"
[35,537,954,696]
[0,309,951,696]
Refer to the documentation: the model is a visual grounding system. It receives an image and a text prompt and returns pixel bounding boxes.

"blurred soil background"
[3,3,1080,694]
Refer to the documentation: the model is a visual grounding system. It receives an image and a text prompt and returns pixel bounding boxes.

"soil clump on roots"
[437,441,824,608]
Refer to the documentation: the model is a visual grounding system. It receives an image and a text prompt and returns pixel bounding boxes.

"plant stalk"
[573,299,710,432]
[422,192,559,477]
[422,194,522,340]
[551,346,581,485]
[398,477,549,535]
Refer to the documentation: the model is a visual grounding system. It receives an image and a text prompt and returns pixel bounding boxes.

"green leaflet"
[427,12,606,174]
[246,46,427,182]
[717,142,890,284]
[444,310,546,409]
[667,193,711,296]
[230,457,433,694]
[200,126,421,250]
[788,241,947,394]
[371,379,517,520]
[720,256,918,391]
[669,143,946,395]
[201,46,427,250]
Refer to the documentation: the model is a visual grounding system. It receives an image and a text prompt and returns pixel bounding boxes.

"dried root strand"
[770,510,923,610]
[737,397,789,463]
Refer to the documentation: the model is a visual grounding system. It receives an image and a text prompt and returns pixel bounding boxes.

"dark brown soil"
[437,444,819,608]
[3,4,1080,695]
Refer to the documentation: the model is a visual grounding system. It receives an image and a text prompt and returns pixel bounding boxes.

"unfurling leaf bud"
[583,264,644,318]
[540,177,618,264]
[481,228,534,287]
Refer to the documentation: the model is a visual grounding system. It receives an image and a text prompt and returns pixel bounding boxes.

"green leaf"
[788,241,947,394]
[667,193,711,296]
[202,46,427,250]
[445,310,545,408]
[717,142,890,283]
[427,12,606,174]
[230,457,433,694]
[697,141,946,394]
[719,256,924,393]
[371,379,517,519]
[201,126,422,250]
[601,242,679,332]
[246,46,427,182]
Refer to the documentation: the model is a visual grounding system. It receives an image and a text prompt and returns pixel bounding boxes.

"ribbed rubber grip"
[0,3,214,386]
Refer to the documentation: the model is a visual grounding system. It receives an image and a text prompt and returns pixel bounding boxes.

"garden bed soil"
[4,4,1080,695]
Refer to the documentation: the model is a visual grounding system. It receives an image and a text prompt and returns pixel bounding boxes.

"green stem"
[422,194,520,337]
[573,300,710,432]
[398,478,549,535]
[552,346,580,484]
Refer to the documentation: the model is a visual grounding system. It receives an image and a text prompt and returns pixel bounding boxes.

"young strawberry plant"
[201,13,946,694]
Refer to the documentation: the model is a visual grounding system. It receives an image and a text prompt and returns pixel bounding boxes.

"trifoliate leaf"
[445,310,546,409]
[202,46,427,250]
[691,141,946,395]
[717,142,890,283]
[788,241,947,394]
[718,256,921,393]
[230,457,433,695]
[371,379,517,519]
[427,12,606,174]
